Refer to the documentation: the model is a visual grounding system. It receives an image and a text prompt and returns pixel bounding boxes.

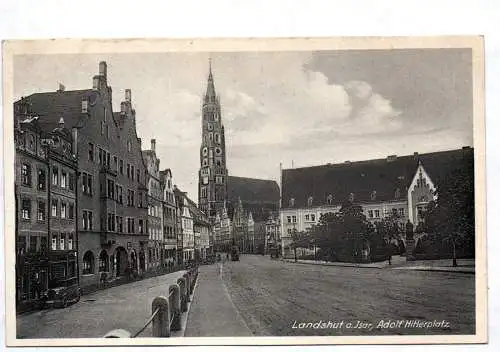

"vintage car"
[44,278,81,309]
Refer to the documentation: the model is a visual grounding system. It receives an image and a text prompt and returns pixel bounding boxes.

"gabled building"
[160,169,177,267]
[142,139,163,271]
[280,147,475,258]
[14,108,78,310]
[174,186,195,263]
[14,62,150,289]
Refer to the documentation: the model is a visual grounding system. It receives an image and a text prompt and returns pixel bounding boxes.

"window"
[28,134,35,150]
[127,140,132,152]
[100,121,105,135]
[113,156,118,171]
[119,160,124,174]
[41,237,48,252]
[68,234,73,250]
[117,216,123,233]
[127,217,135,233]
[82,172,93,195]
[127,189,135,206]
[83,210,93,230]
[29,236,38,252]
[118,186,123,204]
[399,208,405,216]
[60,234,66,250]
[36,169,46,190]
[307,196,313,207]
[61,202,67,219]
[51,234,57,250]
[289,198,295,207]
[88,143,94,161]
[107,179,115,199]
[368,210,374,218]
[292,215,297,223]
[287,216,291,223]
[215,133,220,144]
[374,210,380,218]
[61,171,67,188]
[98,148,104,165]
[392,208,398,216]
[311,214,316,222]
[82,251,95,275]
[394,188,401,199]
[52,167,58,186]
[21,163,32,186]
[327,194,333,205]
[139,219,144,234]
[349,193,355,202]
[137,169,141,183]
[305,214,309,221]
[371,190,377,201]
[51,200,58,217]
[107,213,115,232]
[37,201,45,221]
[69,173,75,191]
[21,199,31,219]
[127,163,131,178]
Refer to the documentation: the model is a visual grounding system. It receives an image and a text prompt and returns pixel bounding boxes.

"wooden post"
[169,284,181,331]
[152,296,170,337]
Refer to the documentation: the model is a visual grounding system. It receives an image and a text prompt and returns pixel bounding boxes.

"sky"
[13,49,473,202]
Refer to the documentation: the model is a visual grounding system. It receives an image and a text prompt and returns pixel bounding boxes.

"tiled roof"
[14,90,94,132]
[281,147,474,209]
[227,176,280,221]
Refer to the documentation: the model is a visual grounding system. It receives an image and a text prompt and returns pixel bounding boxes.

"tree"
[291,230,310,262]
[423,162,475,266]
[311,201,374,262]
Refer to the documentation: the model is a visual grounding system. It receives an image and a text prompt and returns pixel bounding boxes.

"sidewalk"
[283,257,475,274]
[184,263,252,337]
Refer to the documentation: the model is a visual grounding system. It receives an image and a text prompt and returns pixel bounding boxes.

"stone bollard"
[104,329,131,338]
[183,273,191,302]
[177,277,187,313]
[151,296,170,337]
[169,284,181,331]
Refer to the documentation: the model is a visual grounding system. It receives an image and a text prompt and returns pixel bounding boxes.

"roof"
[14,90,93,133]
[227,176,280,221]
[281,147,474,208]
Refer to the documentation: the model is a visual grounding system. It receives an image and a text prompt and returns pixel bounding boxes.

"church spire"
[205,58,217,103]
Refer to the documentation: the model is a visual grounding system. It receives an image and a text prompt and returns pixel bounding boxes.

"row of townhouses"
[14,61,213,310]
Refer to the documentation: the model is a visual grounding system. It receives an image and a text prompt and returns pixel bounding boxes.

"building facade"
[160,169,177,267]
[15,62,150,289]
[142,139,163,270]
[174,187,195,263]
[279,148,474,258]
[14,111,78,309]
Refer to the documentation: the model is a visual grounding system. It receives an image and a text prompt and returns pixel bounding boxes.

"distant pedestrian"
[388,254,392,265]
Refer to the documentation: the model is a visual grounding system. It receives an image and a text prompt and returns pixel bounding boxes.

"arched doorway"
[82,251,95,275]
[113,247,128,277]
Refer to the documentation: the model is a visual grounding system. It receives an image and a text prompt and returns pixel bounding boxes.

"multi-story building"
[160,169,177,267]
[279,148,475,258]
[14,110,78,310]
[142,139,163,270]
[15,62,150,288]
[174,187,195,263]
[186,199,211,261]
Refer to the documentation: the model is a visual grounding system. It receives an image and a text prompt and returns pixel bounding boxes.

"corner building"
[16,62,149,289]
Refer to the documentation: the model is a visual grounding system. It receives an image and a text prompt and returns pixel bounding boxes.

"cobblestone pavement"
[16,270,185,339]
[203,255,475,336]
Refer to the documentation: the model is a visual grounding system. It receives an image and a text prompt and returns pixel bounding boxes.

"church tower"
[198,60,228,221]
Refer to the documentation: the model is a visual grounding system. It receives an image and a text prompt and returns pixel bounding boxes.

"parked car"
[43,278,81,309]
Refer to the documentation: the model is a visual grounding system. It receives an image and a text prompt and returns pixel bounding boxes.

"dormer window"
[307,196,313,207]
[327,194,334,205]
[371,190,377,201]
[394,188,401,199]
[289,198,295,207]
[349,193,355,202]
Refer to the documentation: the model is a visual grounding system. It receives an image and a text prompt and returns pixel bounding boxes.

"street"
[16,270,185,339]
[186,255,475,336]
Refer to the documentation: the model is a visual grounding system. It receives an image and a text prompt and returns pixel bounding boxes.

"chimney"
[92,75,100,89]
[81,99,88,113]
[387,155,397,162]
[125,89,131,102]
[57,83,65,92]
[99,61,107,79]
[151,139,156,151]
[58,117,65,128]
[120,102,127,115]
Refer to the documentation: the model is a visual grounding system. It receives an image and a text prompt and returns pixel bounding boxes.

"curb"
[284,259,475,274]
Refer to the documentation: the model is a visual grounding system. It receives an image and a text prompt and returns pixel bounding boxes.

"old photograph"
[2,37,486,346]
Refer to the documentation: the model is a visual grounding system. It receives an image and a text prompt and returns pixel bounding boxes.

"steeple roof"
[204,58,217,103]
